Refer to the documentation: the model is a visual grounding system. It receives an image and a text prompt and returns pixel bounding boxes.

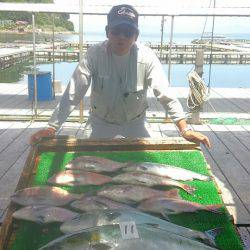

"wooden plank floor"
[0,83,249,248]
[0,84,249,119]
[0,121,249,248]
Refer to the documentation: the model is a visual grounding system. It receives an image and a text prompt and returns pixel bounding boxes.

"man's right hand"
[30,127,56,145]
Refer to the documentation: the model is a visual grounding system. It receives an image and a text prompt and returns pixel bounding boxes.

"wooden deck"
[0,83,249,248]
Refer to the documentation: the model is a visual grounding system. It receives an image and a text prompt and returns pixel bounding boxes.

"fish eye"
[140,166,147,170]
[72,216,81,221]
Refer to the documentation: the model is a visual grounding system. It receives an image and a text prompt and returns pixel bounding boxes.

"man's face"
[107,24,138,55]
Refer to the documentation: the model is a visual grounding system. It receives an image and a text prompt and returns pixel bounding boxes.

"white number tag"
[119,221,139,240]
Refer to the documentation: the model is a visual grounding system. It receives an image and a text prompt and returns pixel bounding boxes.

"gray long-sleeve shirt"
[49,41,186,130]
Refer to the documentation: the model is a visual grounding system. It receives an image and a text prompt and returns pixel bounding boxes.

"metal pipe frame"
[79,0,84,122]
[168,16,174,84]
[1,3,250,16]
[32,13,37,118]
[160,16,165,58]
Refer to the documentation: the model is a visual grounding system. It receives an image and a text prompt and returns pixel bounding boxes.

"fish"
[39,224,217,250]
[124,162,210,181]
[11,186,82,207]
[70,196,136,212]
[12,205,79,224]
[65,156,126,172]
[138,197,223,219]
[60,208,220,248]
[97,185,180,204]
[113,172,196,194]
[48,170,112,186]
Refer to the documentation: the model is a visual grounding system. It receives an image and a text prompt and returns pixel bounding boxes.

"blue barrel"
[28,71,55,101]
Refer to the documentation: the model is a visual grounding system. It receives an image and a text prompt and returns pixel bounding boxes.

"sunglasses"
[110,26,137,38]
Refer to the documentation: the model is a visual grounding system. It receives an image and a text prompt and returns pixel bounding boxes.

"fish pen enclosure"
[0,137,244,250]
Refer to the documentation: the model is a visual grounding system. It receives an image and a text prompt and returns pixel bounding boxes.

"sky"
[54,0,250,35]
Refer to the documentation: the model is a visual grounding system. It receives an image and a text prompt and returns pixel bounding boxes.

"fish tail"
[205,204,223,213]
[106,176,113,183]
[181,184,196,194]
[202,175,212,181]
[74,193,85,200]
[121,161,131,167]
[204,227,223,247]
[164,189,180,199]
[65,163,72,169]
[160,212,171,221]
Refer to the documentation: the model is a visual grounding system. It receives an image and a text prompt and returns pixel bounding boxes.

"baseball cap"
[107,4,138,30]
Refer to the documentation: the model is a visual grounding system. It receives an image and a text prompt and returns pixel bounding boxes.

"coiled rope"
[186,68,210,111]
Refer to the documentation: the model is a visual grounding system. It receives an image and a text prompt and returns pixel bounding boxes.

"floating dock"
[1,41,250,70]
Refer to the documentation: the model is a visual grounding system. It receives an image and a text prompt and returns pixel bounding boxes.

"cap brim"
[108,20,138,30]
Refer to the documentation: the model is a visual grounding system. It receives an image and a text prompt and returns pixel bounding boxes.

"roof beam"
[1,3,250,16]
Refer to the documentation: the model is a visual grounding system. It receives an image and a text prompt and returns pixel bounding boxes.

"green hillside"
[0,0,74,32]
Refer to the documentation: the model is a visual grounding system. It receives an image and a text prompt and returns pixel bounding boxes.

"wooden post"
[195,49,204,77]
[190,49,204,125]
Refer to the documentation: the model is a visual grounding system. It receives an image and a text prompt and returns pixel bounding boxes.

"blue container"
[28,71,55,101]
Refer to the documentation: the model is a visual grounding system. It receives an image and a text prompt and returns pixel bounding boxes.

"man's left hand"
[182,130,211,148]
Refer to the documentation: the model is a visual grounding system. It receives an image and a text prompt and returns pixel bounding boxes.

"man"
[30,4,210,148]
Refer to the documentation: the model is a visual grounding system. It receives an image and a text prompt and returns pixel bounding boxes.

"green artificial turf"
[9,150,243,250]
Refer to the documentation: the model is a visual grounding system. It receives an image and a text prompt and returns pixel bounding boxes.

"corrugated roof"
[1,3,250,16]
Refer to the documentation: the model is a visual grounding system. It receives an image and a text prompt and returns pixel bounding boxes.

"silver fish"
[97,185,180,204]
[113,172,196,194]
[65,156,126,172]
[124,162,210,181]
[60,209,220,248]
[48,170,112,186]
[138,197,222,219]
[13,205,79,224]
[39,224,217,250]
[70,196,136,212]
[11,186,82,206]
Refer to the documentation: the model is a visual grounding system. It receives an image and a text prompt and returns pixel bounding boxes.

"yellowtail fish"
[39,224,217,250]
[60,209,220,248]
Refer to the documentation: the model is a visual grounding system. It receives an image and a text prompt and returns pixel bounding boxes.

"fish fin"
[165,189,180,199]
[120,161,131,168]
[205,204,223,213]
[92,242,113,250]
[64,163,72,169]
[182,184,196,194]
[160,212,170,221]
[72,193,85,200]
[203,175,212,181]
[36,215,46,224]
[123,161,133,166]
[204,227,223,247]
[145,223,160,229]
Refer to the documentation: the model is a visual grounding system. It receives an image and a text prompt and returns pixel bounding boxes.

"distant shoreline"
[0,30,76,35]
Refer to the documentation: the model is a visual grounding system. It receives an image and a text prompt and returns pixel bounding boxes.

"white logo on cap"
[117,7,136,19]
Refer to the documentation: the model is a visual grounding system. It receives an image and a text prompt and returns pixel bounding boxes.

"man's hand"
[182,130,211,148]
[30,127,56,145]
